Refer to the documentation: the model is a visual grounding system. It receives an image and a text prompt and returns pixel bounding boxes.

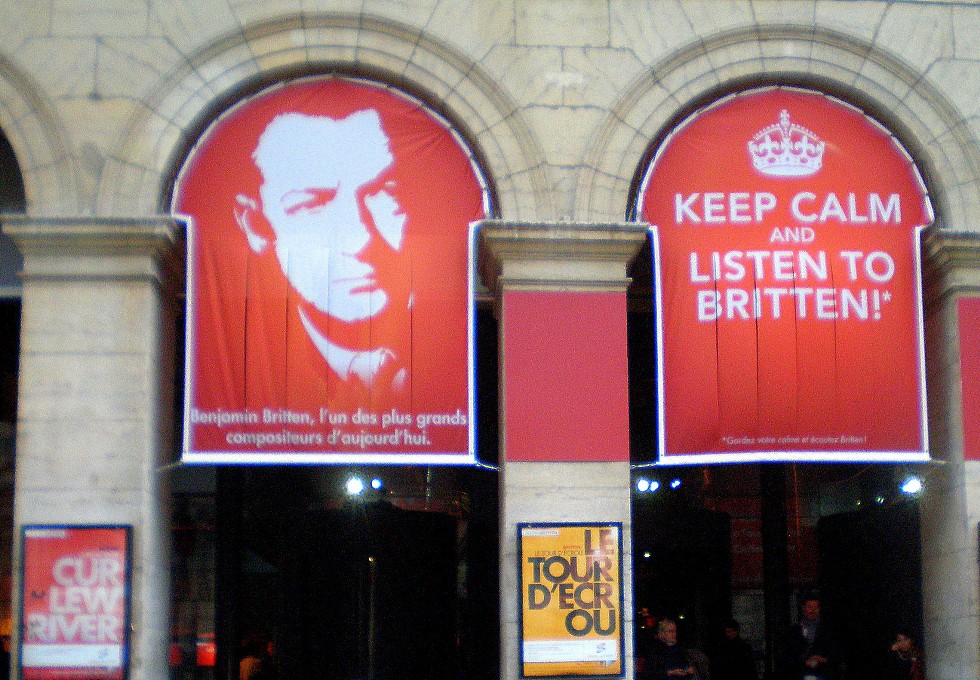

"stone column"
[921,230,980,680]
[3,216,182,680]
[479,221,647,680]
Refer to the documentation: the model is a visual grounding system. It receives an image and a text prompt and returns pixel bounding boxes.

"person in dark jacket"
[785,595,839,680]
[643,619,698,680]
[712,619,756,680]
[883,630,923,680]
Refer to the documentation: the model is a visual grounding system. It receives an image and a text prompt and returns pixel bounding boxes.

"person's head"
[801,596,821,622]
[657,619,678,646]
[235,108,405,324]
[892,631,915,653]
[241,634,264,658]
[724,618,741,640]
[176,77,486,389]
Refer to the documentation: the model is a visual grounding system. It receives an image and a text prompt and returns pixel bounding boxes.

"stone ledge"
[0,214,184,287]
[923,228,980,304]
[477,220,648,293]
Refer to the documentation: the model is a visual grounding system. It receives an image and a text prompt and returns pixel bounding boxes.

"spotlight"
[900,477,923,495]
[670,478,682,489]
[643,551,651,559]
[649,480,661,492]
[636,478,651,493]
[371,478,383,490]
[346,477,365,496]
[875,495,886,504]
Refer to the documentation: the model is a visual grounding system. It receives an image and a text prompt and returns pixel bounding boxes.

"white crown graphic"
[748,109,825,177]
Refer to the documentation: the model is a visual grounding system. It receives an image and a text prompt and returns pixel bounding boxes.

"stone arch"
[0,53,80,215]
[98,13,551,220]
[576,26,980,228]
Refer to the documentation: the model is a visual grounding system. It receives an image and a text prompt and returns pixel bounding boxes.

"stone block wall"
[0,2,977,679]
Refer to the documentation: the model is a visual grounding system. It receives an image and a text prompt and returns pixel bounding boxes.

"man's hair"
[174,75,485,315]
[657,619,677,634]
[178,78,434,242]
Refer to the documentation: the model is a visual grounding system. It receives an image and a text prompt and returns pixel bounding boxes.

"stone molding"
[99,13,551,221]
[0,54,79,214]
[923,229,980,304]
[1,214,184,289]
[477,220,648,294]
[578,25,980,228]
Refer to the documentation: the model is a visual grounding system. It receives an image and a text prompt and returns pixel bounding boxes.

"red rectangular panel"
[959,298,980,460]
[503,291,629,462]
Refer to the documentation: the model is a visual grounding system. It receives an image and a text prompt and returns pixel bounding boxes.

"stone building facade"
[0,1,978,679]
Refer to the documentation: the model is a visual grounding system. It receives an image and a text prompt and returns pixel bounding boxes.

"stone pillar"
[921,230,980,680]
[3,216,182,680]
[479,221,647,680]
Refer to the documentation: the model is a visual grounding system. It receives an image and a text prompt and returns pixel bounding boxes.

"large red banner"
[640,88,932,463]
[20,526,130,680]
[174,77,487,464]
[959,298,980,461]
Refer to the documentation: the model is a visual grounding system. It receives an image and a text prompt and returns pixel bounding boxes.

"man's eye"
[367,181,404,207]
[282,188,338,215]
[365,179,399,199]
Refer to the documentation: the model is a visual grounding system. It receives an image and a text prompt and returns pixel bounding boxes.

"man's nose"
[332,193,373,256]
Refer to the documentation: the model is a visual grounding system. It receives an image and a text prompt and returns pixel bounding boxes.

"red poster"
[20,526,131,680]
[640,88,932,463]
[174,77,487,464]
[959,298,980,461]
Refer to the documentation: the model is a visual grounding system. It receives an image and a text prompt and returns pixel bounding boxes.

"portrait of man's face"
[241,110,406,324]
[176,76,486,461]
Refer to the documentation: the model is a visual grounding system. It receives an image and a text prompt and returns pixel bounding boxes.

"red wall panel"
[959,298,980,460]
[503,291,629,462]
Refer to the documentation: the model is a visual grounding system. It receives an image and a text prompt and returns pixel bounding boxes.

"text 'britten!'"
[687,248,896,322]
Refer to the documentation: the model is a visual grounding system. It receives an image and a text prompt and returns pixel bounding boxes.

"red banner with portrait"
[639,88,932,463]
[174,77,487,464]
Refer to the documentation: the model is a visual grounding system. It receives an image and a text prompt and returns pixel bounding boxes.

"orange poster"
[519,523,623,677]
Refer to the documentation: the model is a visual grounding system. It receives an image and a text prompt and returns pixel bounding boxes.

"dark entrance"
[279,502,458,680]
[632,497,732,650]
[818,501,923,680]
[629,463,925,680]
[174,465,500,680]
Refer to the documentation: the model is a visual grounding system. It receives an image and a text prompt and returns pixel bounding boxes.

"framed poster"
[518,523,624,677]
[19,526,132,680]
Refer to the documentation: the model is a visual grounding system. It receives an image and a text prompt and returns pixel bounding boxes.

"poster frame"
[517,521,625,678]
[18,524,133,680]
